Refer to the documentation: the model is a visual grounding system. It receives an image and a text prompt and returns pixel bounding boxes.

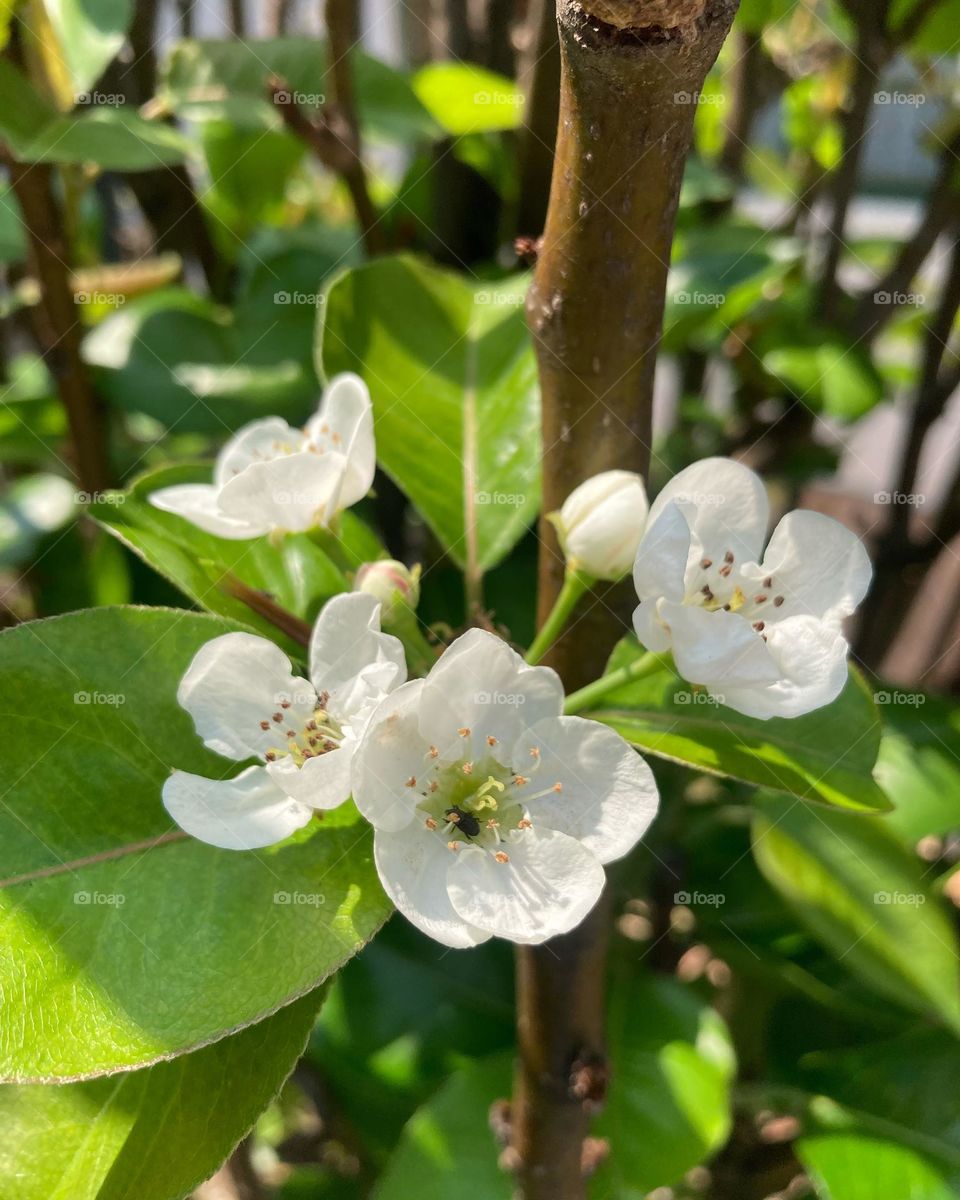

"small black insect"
[445,805,481,838]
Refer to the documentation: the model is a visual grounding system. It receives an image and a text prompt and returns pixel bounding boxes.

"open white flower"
[164,592,406,849]
[149,373,375,539]
[352,629,659,948]
[555,470,649,581]
[632,457,872,720]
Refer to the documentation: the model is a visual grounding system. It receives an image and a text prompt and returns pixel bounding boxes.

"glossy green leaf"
[591,972,735,1197]
[372,1055,513,1200]
[91,464,382,648]
[160,37,438,143]
[319,255,540,571]
[762,341,884,421]
[873,690,960,843]
[752,793,960,1029]
[587,638,890,812]
[0,607,391,1081]
[798,1132,957,1200]
[412,63,524,134]
[39,0,133,97]
[0,990,322,1200]
[18,108,189,170]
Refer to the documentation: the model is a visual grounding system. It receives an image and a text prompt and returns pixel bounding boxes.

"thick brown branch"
[4,155,113,495]
[512,1,737,1196]
[515,0,562,237]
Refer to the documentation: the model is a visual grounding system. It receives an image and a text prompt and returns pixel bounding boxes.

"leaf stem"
[526,567,594,665]
[563,650,670,715]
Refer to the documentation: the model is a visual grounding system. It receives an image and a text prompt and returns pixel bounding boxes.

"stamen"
[425,817,438,830]
[724,550,734,564]
[405,776,417,788]
[429,780,439,792]
[486,735,498,746]
[280,699,291,709]
[494,851,510,864]
[458,727,471,737]
[530,747,540,759]
[272,713,283,723]
[753,621,765,632]
[513,774,529,787]
[265,751,277,761]
[260,720,270,730]
[764,576,773,588]
[719,565,732,578]
[701,558,712,569]
[774,595,784,607]
[462,762,474,775]
[754,594,768,604]
[518,818,532,830]
[428,745,439,759]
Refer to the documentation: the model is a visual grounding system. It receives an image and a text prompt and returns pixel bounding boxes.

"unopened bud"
[354,559,421,618]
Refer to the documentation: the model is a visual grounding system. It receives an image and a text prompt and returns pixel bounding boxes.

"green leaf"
[0,990,322,1200]
[18,108,189,170]
[372,1055,513,1200]
[873,690,960,843]
[587,638,890,813]
[412,63,524,135]
[0,60,58,149]
[0,183,26,264]
[319,255,540,571]
[160,37,438,143]
[797,1132,957,1200]
[590,972,735,1197]
[751,793,960,1029]
[0,473,76,568]
[762,341,884,421]
[0,607,391,1081]
[91,463,382,646]
[39,0,133,97]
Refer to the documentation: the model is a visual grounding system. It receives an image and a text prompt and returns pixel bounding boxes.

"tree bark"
[511,2,737,1196]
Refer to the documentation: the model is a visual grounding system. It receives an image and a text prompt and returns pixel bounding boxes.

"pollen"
[724,550,734,564]
[260,720,270,730]
[447,840,461,852]
[552,782,563,793]
[458,727,471,738]
[513,774,529,787]
[272,713,283,723]
[428,745,439,758]
[462,761,474,775]
[494,851,510,864]
[405,776,417,788]
[701,558,712,569]
[518,818,532,829]
[529,747,540,759]
[425,817,438,830]
[486,735,498,746]
[754,594,768,605]
[774,595,784,607]
[753,621,765,632]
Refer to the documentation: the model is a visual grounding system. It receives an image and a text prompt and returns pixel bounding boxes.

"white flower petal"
[558,470,648,581]
[647,457,769,567]
[659,601,781,688]
[214,417,306,488]
[218,450,345,533]
[747,509,872,627]
[633,502,690,601]
[309,592,406,719]
[352,680,428,832]
[307,373,376,510]
[374,825,492,949]
[418,628,564,760]
[163,765,313,850]
[632,597,673,652]
[266,743,354,810]
[516,716,659,864]
[718,615,850,719]
[178,632,317,761]
[148,484,269,539]
[446,830,605,944]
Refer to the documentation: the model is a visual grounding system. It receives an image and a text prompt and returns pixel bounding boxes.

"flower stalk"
[525,567,594,665]
[563,650,671,715]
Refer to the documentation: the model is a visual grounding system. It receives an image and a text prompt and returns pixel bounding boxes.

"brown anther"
[518,818,533,829]
[286,729,297,738]
[323,739,337,751]
[280,699,291,709]
[701,585,713,599]
[552,782,563,793]
[513,774,529,787]
[719,564,732,578]
[317,690,330,707]
[754,594,768,604]
[458,726,471,737]
[753,621,765,632]
[723,603,731,611]
[774,595,784,607]
[530,746,541,759]
[462,762,474,775]
[429,781,439,792]
[447,840,460,851]
[260,720,270,730]
[494,851,510,863]
[265,751,277,761]
[448,810,462,823]
[272,713,283,723]
[428,745,439,758]
[405,776,417,788]
[306,720,317,731]
[764,576,773,588]
[724,550,734,564]
[486,735,498,746]
[701,558,712,569]
[425,817,438,830]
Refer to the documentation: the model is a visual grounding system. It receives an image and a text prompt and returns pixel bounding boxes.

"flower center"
[259,691,344,768]
[407,732,563,864]
[688,549,785,637]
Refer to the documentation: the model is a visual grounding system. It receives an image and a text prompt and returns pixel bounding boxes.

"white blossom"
[554,470,649,581]
[632,457,872,719]
[149,373,375,539]
[163,592,405,849]
[352,629,659,947]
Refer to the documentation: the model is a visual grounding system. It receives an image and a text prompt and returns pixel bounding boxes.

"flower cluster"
[554,458,871,720]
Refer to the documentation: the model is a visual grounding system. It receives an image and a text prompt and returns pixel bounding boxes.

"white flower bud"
[354,559,421,618]
[555,470,649,581]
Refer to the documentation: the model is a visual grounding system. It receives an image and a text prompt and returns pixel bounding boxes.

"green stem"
[563,650,670,715]
[386,604,438,677]
[525,567,594,665]
[307,525,361,574]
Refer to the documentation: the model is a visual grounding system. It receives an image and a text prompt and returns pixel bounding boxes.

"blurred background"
[1,1,959,1197]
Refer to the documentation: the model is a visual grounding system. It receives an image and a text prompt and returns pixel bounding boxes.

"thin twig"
[221,575,313,648]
